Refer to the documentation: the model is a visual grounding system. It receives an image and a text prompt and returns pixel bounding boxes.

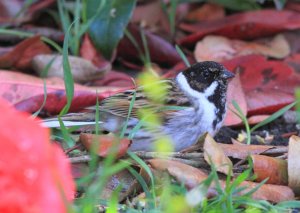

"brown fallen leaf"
[203,134,232,175]
[131,0,169,34]
[234,180,294,203]
[79,134,130,158]
[149,159,294,203]
[148,159,208,189]
[80,34,111,68]
[224,72,247,126]
[194,34,290,62]
[32,54,111,83]
[252,155,288,185]
[219,143,278,159]
[185,3,225,22]
[288,135,300,195]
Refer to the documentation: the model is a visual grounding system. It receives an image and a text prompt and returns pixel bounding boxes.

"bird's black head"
[180,61,234,93]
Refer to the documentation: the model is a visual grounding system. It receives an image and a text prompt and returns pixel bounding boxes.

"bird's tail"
[41,112,101,128]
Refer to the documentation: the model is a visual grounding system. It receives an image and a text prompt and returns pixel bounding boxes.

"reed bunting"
[43,62,234,151]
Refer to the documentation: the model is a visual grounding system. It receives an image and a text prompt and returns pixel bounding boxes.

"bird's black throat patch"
[208,81,227,129]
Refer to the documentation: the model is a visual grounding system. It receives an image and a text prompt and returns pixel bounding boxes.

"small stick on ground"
[134,151,204,160]
[69,155,91,163]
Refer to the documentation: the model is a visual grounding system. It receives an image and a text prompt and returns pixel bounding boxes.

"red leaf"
[0,36,51,70]
[0,71,121,114]
[179,9,300,47]
[223,55,297,115]
[0,98,75,212]
[80,34,111,68]
[118,24,181,67]
[80,134,130,158]
[90,70,134,87]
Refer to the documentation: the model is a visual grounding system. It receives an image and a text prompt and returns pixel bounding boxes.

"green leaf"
[87,0,136,59]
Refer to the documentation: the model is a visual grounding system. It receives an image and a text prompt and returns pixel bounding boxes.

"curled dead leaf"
[32,54,111,83]
[203,133,233,175]
[79,133,130,158]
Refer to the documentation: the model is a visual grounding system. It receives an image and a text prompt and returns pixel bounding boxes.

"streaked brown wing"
[97,79,191,119]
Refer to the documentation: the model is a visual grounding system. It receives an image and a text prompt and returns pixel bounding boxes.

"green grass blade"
[120,91,136,138]
[231,100,251,144]
[57,0,71,34]
[59,21,76,116]
[276,200,300,209]
[175,45,190,67]
[0,29,62,52]
[127,152,155,192]
[106,185,122,213]
[73,0,81,55]
[14,0,34,18]
[32,56,56,117]
[58,117,75,148]
[127,167,152,199]
[242,178,268,197]
[31,79,47,118]
[124,29,146,64]
[250,101,298,132]
[140,28,151,66]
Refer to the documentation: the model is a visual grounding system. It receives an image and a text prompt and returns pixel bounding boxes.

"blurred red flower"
[0,98,75,213]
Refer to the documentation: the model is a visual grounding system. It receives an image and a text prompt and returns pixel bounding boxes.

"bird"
[42,61,234,152]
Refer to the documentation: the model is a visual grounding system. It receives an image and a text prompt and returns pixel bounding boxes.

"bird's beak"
[221,69,235,79]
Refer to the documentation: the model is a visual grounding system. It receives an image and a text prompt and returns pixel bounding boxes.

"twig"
[262,147,288,155]
[134,151,204,159]
[69,155,91,163]
[234,158,247,168]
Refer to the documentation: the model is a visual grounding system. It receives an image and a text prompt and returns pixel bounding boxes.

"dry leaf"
[79,133,130,158]
[185,3,225,22]
[288,135,300,195]
[195,34,290,62]
[149,159,208,189]
[149,159,294,203]
[235,181,294,203]
[252,155,288,185]
[32,54,111,83]
[219,143,277,159]
[203,133,233,175]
